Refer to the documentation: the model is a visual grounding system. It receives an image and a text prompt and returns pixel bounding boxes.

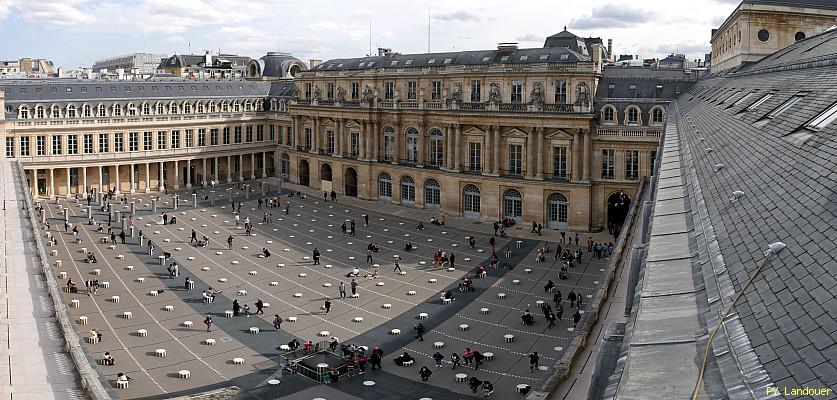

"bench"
[443,298,452,304]
[115,380,129,389]
[279,345,291,351]
[84,335,97,344]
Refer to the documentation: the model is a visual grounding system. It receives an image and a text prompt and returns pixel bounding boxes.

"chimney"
[607,39,613,59]
[497,42,519,53]
[116,68,125,80]
[309,59,322,68]
[377,47,393,57]
[205,51,212,67]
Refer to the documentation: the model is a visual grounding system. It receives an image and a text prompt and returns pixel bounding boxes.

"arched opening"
[298,159,310,186]
[378,173,392,201]
[405,127,419,163]
[344,167,358,197]
[280,154,290,179]
[547,193,569,229]
[320,163,332,181]
[463,185,481,219]
[400,175,415,205]
[424,179,441,209]
[607,191,632,237]
[503,189,523,222]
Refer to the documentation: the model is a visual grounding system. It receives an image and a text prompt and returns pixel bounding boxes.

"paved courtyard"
[43,180,608,400]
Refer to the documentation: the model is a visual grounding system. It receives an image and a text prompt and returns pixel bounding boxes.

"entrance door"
[344,168,358,197]
[547,193,568,229]
[298,159,310,186]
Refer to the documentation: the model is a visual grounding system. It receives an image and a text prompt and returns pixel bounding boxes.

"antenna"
[428,5,431,52]
[369,19,372,57]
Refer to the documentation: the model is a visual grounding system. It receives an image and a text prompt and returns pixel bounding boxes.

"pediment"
[462,126,487,136]
[344,120,361,129]
[502,127,530,138]
[545,129,575,139]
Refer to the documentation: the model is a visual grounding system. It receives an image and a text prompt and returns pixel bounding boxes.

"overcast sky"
[0,0,742,68]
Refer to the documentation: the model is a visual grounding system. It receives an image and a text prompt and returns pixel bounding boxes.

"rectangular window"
[98,134,108,153]
[269,125,275,142]
[732,92,755,107]
[431,81,442,101]
[223,127,230,145]
[234,127,242,144]
[52,135,62,155]
[511,80,523,103]
[129,132,139,152]
[171,130,180,149]
[83,134,93,154]
[555,80,567,103]
[115,133,124,152]
[553,146,567,180]
[327,130,335,154]
[351,132,359,156]
[198,129,206,146]
[385,82,394,100]
[351,82,359,100]
[650,150,657,171]
[276,126,283,144]
[210,128,219,145]
[601,149,615,179]
[37,136,46,156]
[256,125,264,142]
[767,95,803,118]
[185,129,194,147]
[327,83,334,99]
[470,80,481,102]
[469,142,481,172]
[304,128,312,150]
[143,131,152,151]
[747,93,773,111]
[157,131,167,150]
[625,150,639,179]
[19,136,30,157]
[305,83,312,99]
[383,134,394,161]
[5,137,14,158]
[508,144,522,175]
[286,127,293,146]
[429,135,443,167]
[246,126,253,142]
[407,81,417,100]
[67,135,78,155]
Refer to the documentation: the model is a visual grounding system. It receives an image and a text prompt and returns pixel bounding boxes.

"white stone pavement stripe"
[455,314,570,340]
[499,273,594,291]
[404,347,539,381]
[428,329,556,361]
[53,206,169,392]
[61,203,229,382]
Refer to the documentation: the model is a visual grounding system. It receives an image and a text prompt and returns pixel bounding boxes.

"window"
[428,129,443,167]
[156,103,164,114]
[66,105,76,118]
[5,137,14,158]
[503,189,523,221]
[406,128,418,163]
[112,104,122,116]
[553,146,567,180]
[143,131,152,151]
[555,80,567,103]
[235,127,242,144]
[36,136,46,156]
[50,105,60,118]
[383,127,395,161]
[157,131,167,150]
[52,135,62,155]
[431,81,442,101]
[508,144,522,175]
[185,129,194,148]
[270,125,275,142]
[211,128,219,146]
[463,185,480,218]
[350,132,359,157]
[767,95,804,118]
[651,108,665,125]
[286,127,293,146]
[171,130,180,149]
[99,134,108,153]
[805,102,837,131]
[169,102,179,114]
[97,104,106,117]
[470,80,481,102]
[198,129,206,146]
[222,128,230,145]
[400,176,415,204]
[83,134,93,154]
[326,130,335,154]
[115,133,124,152]
[196,102,204,113]
[19,106,29,119]
[603,106,616,124]
[378,173,392,200]
[385,82,394,100]
[183,102,192,114]
[256,125,264,142]
[67,135,78,155]
[747,94,773,111]
[351,82,359,100]
[127,103,136,116]
[305,83,312,99]
[327,83,334,99]
[627,107,640,125]
[407,81,417,100]
[469,142,481,172]
[732,93,754,107]
[547,193,569,228]
[795,31,806,41]
[650,150,657,171]
[424,179,440,208]
[304,128,311,150]
[758,29,769,42]
[19,136,29,156]
[626,150,639,179]
[511,80,523,103]
[207,102,216,113]
[601,149,615,179]
[246,126,253,142]
[82,104,91,117]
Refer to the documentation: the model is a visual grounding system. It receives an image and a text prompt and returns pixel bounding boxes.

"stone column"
[250,153,256,179]
[443,125,451,170]
[238,154,244,181]
[158,161,164,191]
[82,167,88,197]
[65,167,71,198]
[129,164,135,193]
[572,132,581,181]
[536,127,544,179]
[261,152,267,178]
[48,168,54,198]
[173,195,178,210]
[453,125,461,172]
[311,118,319,154]
[199,158,206,186]
[392,122,402,165]
[146,163,152,192]
[214,157,219,181]
[525,129,535,179]
[372,121,379,161]
[583,130,592,181]
[493,126,501,175]
[97,167,102,195]
[173,160,180,190]
[417,124,425,167]
[227,155,232,183]
[114,164,120,194]
[152,198,157,213]
[186,160,192,188]
[334,118,342,157]
[483,126,491,175]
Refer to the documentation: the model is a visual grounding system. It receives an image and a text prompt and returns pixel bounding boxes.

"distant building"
[93,53,168,74]
[656,54,686,69]
[246,52,307,81]
[710,0,837,72]
[157,51,251,80]
[17,58,55,77]
[544,26,612,62]
[1,60,20,75]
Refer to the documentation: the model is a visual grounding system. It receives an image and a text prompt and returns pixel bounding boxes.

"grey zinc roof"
[593,67,698,124]
[312,46,588,71]
[742,0,837,9]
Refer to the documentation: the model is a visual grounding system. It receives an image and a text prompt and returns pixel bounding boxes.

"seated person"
[370,242,380,252]
[404,242,413,252]
[544,280,555,292]
[346,268,360,277]
[116,372,131,383]
[559,270,568,280]
[262,248,271,257]
[169,216,177,224]
[96,224,104,232]
[89,254,97,263]
[393,352,415,366]
[163,252,172,260]
[430,217,442,226]
[364,270,379,279]
[416,222,424,230]
[444,290,454,300]
[102,352,115,366]
[522,311,534,326]
[475,265,486,277]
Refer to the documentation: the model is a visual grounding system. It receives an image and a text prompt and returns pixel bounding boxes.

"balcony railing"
[596,128,662,141]
[290,98,583,114]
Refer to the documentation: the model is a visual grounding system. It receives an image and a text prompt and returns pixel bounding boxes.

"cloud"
[352,8,373,18]
[307,20,341,30]
[137,0,288,34]
[654,42,710,55]
[0,0,13,20]
[516,33,543,42]
[11,0,94,26]
[432,10,480,22]
[569,3,654,30]
[711,15,727,27]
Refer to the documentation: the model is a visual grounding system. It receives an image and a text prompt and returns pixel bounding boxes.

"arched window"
[255,99,263,110]
[651,107,665,125]
[280,153,290,177]
[221,101,230,112]
[112,103,122,116]
[383,127,395,161]
[378,173,392,200]
[424,179,441,208]
[503,189,523,221]
[169,102,179,114]
[18,106,29,119]
[208,101,217,113]
[232,101,241,112]
[270,99,277,111]
[155,102,164,115]
[141,102,150,115]
[183,102,192,114]
[82,104,91,117]
[602,106,616,124]
[126,103,137,116]
[463,185,481,218]
[66,105,76,118]
[626,106,640,125]
[50,105,61,118]
[196,102,205,113]
[96,104,107,117]
[405,127,419,163]
[547,193,569,229]
[244,100,252,112]
[400,176,415,204]
[35,105,45,119]
[428,128,443,167]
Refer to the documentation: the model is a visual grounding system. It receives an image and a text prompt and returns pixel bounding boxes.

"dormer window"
[405,60,413,65]
[519,55,528,61]
[443,58,452,64]
[539,55,548,60]
[428,59,436,64]
[500,56,509,62]
[482,56,491,62]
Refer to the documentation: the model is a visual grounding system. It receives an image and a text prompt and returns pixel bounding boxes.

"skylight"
[443,58,452,64]
[500,56,509,62]
[539,55,548,60]
[520,55,528,61]
[767,94,805,118]
[732,92,754,107]
[805,102,837,130]
[482,56,490,62]
[405,60,413,65]
[560,54,569,60]
[428,58,436,64]
[390,61,398,66]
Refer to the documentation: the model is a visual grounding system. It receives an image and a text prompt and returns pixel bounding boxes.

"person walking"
[463,348,473,367]
[312,248,321,265]
[203,314,213,332]
[191,229,197,244]
[227,235,233,250]
[273,314,283,330]
[255,299,264,314]
[341,222,347,235]
[364,214,369,226]
[338,281,347,299]
[366,249,373,264]
[432,352,444,368]
[449,253,456,269]
[323,298,332,314]
[557,303,564,321]
[414,322,426,341]
[119,230,125,244]
[450,353,461,370]
[419,366,432,381]
[529,352,540,372]
[370,346,384,370]
[350,219,356,236]
[568,290,577,308]
[473,350,484,370]
[232,300,241,317]
[393,258,402,272]
[350,279,358,297]
[573,309,581,329]
[547,311,557,329]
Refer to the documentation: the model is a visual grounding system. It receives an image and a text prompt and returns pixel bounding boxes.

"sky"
[0,0,742,69]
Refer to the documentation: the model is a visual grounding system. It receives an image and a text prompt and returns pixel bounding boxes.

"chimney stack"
[309,59,322,68]
[607,39,613,59]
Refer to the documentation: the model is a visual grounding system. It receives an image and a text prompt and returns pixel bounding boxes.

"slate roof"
[311,46,589,72]
[593,67,698,123]
[632,27,837,397]
[742,0,837,9]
